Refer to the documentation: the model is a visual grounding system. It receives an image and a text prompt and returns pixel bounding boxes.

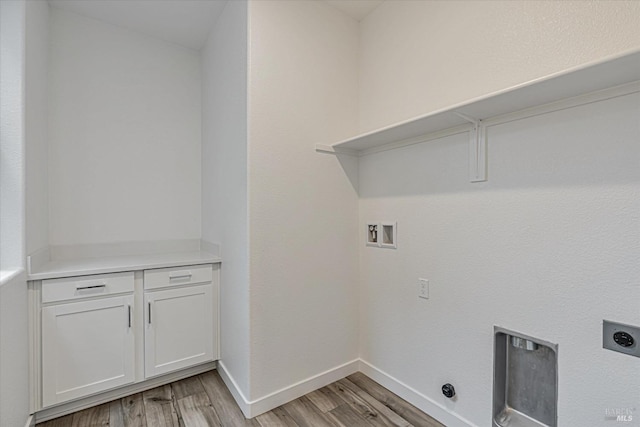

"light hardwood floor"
[37,371,444,427]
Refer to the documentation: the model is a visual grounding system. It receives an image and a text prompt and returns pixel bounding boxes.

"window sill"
[0,268,25,287]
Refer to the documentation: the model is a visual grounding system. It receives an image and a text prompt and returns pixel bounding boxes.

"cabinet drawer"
[42,272,134,304]
[144,264,212,290]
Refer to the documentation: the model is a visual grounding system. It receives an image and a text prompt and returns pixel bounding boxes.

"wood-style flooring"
[37,371,444,427]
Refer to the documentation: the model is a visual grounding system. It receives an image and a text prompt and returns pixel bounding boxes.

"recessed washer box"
[380,222,397,249]
[365,222,397,249]
[366,222,378,247]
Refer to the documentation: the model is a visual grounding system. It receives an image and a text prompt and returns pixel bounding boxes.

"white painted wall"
[0,271,30,427]
[0,0,26,271]
[359,0,640,132]
[201,0,250,399]
[25,0,49,256]
[0,2,29,426]
[357,2,640,426]
[248,0,360,401]
[48,8,202,246]
[359,94,640,427]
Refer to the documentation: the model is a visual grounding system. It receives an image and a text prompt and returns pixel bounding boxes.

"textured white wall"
[25,0,49,256]
[48,8,202,246]
[248,0,360,401]
[201,0,250,398]
[359,0,640,132]
[0,2,29,426]
[357,2,640,425]
[0,0,25,271]
[359,94,640,427]
[0,271,29,427]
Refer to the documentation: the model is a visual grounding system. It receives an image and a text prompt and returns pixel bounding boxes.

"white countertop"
[28,251,222,281]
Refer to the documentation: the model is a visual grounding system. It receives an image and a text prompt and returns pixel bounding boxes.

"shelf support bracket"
[315,144,359,156]
[454,112,487,183]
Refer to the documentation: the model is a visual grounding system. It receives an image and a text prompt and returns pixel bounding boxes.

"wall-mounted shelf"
[316,49,640,182]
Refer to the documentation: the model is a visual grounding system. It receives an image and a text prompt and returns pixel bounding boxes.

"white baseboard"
[217,361,252,417]
[250,359,360,417]
[34,359,477,425]
[218,359,360,418]
[24,414,35,427]
[358,360,477,427]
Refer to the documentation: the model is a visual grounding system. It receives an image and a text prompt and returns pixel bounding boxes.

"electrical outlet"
[418,278,429,299]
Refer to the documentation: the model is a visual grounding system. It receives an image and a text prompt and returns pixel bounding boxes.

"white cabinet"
[144,283,215,377]
[41,294,135,407]
[34,263,218,411]
[143,264,217,378]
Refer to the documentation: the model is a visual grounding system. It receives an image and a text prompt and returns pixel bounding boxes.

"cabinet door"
[144,284,214,378]
[42,295,135,407]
